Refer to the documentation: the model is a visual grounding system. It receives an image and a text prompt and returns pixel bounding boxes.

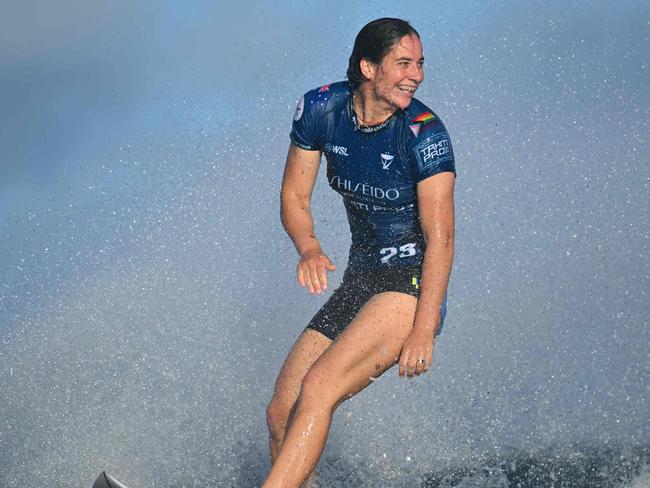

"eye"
[399,61,409,68]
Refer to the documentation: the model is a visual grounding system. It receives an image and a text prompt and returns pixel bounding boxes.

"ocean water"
[91,444,650,487]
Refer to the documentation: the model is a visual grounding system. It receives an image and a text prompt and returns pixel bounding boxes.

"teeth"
[398,86,416,93]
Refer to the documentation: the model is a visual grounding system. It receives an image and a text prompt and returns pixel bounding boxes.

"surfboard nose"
[92,471,130,488]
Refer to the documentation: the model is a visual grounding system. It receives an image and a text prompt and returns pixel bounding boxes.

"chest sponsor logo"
[348,200,409,212]
[380,153,394,170]
[325,143,349,156]
[329,176,399,200]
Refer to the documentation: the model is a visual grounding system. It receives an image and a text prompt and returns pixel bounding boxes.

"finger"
[407,357,418,378]
[306,272,316,294]
[415,350,427,375]
[297,264,306,288]
[299,263,316,293]
[317,260,328,291]
[418,347,432,374]
[324,257,337,271]
[413,354,422,375]
[424,344,435,373]
[308,262,323,294]
[399,351,409,377]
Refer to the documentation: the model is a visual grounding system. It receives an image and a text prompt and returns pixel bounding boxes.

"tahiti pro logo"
[421,139,450,162]
[293,96,305,121]
[414,132,453,171]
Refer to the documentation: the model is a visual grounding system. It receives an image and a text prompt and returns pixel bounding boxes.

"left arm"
[398,171,455,377]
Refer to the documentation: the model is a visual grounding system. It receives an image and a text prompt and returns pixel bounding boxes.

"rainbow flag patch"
[412,111,436,124]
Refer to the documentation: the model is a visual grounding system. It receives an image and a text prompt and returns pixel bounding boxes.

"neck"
[353,86,396,126]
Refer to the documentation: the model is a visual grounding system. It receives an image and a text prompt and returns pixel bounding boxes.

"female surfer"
[263,17,456,488]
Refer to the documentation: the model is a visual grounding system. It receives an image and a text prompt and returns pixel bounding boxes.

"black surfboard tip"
[92,471,130,488]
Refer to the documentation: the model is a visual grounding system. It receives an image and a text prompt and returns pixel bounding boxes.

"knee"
[266,399,291,439]
[298,369,340,412]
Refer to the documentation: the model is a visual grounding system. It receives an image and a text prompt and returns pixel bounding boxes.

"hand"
[297,249,336,294]
[398,327,436,378]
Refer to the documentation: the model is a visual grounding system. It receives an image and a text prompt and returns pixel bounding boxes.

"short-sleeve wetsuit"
[290,81,456,340]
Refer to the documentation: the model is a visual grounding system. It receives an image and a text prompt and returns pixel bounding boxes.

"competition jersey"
[290,81,456,270]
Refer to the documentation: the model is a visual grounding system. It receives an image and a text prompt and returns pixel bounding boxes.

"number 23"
[379,242,416,264]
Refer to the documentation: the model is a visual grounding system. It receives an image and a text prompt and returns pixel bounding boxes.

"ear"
[359,58,376,81]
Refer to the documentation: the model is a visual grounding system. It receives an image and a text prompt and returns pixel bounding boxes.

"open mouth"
[397,85,417,94]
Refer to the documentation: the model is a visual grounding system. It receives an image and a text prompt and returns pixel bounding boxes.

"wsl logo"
[380,153,394,170]
[324,143,349,156]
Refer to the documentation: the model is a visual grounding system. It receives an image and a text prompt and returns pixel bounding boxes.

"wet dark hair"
[347,18,420,90]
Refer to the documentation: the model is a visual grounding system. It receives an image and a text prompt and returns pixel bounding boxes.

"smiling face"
[360,34,424,111]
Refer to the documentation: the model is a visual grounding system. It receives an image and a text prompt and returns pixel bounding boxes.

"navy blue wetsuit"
[290,81,456,340]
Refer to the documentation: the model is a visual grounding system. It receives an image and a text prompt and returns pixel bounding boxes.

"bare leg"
[262,292,418,488]
[266,329,332,486]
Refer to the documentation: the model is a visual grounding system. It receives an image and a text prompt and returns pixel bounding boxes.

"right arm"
[280,144,336,294]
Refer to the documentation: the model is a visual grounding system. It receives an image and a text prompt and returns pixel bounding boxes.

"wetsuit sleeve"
[411,122,456,183]
[290,92,322,151]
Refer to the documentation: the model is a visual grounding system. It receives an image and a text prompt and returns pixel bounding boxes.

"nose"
[409,62,424,84]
